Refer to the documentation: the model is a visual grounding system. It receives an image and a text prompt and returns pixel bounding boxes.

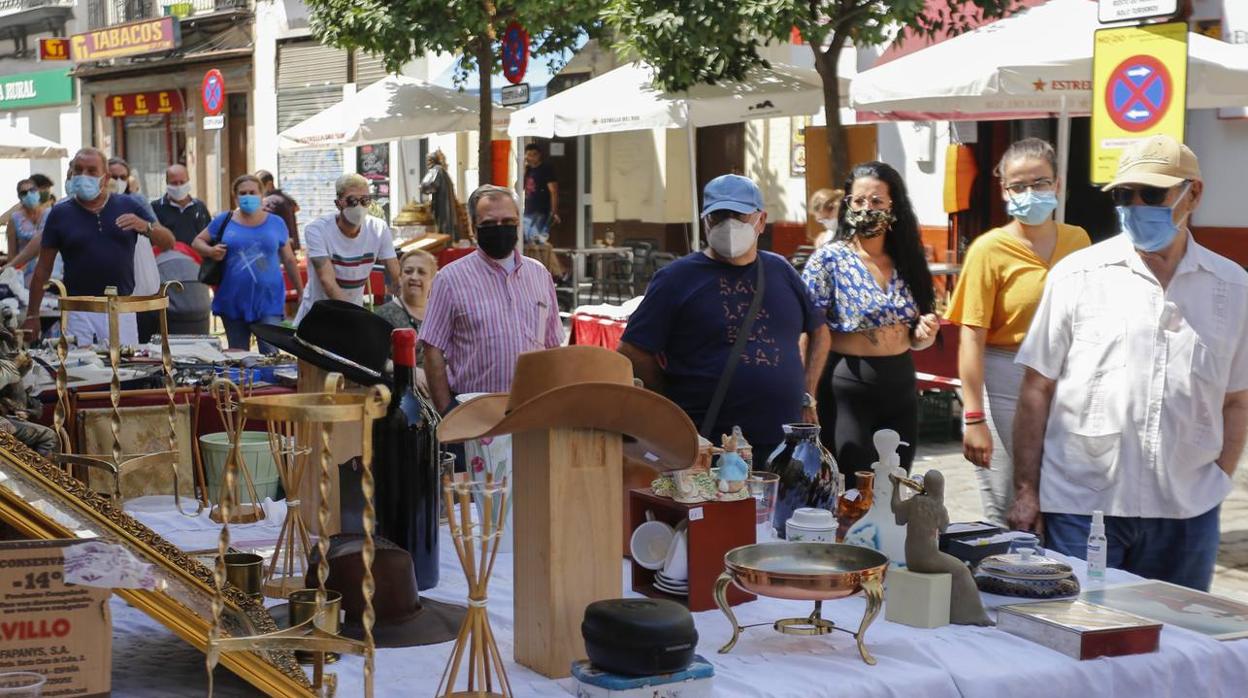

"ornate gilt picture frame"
[0,432,314,696]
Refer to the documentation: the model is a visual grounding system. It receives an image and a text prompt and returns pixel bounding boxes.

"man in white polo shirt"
[1008,135,1248,590]
[295,173,400,325]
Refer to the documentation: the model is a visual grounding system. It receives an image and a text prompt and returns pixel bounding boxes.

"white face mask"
[167,183,191,200]
[342,204,367,227]
[110,177,128,195]
[707,217,758,259]
[816,217,837,231]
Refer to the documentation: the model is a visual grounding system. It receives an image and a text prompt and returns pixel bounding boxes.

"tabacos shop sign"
[71,17,180,62]
[0,69,74,110]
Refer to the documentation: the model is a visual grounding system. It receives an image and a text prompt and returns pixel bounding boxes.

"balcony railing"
[0,0,75,20]
[87,0,248,29]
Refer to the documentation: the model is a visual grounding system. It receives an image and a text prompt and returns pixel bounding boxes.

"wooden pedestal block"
[628,489,756,612]
[885,568,951,628]
[295,359,366,537]
[512,427,623,679]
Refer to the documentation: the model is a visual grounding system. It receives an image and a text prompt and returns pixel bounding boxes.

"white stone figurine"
[844,429,908,567]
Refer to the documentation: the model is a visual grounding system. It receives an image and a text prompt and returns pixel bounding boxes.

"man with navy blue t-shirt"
[619,174,831,459]
[23,147,173,346]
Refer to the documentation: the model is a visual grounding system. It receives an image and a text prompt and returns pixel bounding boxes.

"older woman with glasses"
[944,138,1091,527]
[801,161,939,487]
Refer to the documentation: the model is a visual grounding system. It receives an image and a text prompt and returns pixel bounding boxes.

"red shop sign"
[105,90,185,117]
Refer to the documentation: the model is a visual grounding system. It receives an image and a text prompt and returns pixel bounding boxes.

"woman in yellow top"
[945,138,1091,527]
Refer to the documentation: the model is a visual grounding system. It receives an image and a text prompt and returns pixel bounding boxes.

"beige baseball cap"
[1102,134,1202,191]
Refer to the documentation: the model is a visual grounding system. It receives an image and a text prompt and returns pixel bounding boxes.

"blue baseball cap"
[700,174,764,218]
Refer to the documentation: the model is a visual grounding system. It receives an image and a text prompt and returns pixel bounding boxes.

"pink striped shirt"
[419,249,564,395]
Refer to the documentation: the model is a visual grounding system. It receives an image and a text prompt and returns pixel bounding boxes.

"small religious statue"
[890,468,993,626]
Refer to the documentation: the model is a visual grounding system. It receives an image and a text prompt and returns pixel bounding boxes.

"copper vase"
[835,471,874,542]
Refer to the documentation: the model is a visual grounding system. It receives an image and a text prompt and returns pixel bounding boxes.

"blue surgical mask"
[1007,190,1058,226]
[69,174,102,201]
[1116,182,1190,253]
[20,192,39,209]
[238,194,262,214]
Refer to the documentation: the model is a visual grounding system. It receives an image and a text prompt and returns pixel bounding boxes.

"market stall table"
[116,498,1248,697]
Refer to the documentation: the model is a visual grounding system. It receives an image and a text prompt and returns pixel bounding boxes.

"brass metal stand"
[438,475,512,698]
[48,281,200,515]
[206,374,388,698]
[209,378,265,524]
[713,572,885,665]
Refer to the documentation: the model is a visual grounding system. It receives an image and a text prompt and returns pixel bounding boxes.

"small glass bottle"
[1086,510,1107,585]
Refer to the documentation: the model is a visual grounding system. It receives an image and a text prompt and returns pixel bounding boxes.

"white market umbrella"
[278,74,513,152]
[849,0,1248,220]
[509,61,849,249]
[0,123,67,159]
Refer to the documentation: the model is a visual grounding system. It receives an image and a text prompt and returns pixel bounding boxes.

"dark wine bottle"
[373,327,439,590]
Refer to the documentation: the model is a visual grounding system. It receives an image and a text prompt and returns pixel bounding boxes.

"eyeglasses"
[1109,182,1186,207]
[1004,178,1056,196]
[17,189,34,196]
[343,195,372,207]
[847,195,890,211]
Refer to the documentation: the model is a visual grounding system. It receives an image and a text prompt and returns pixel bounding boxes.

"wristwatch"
[145,221,153,235]
[802,392,816,408]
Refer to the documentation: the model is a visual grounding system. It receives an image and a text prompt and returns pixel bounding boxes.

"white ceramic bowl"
[789,507,836,529]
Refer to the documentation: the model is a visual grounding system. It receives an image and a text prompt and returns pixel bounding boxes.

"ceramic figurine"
[766,423,839,538]
[691,436,715,473]
[843,430,907,566]
[891,468,992,626]
[716,428,750,499]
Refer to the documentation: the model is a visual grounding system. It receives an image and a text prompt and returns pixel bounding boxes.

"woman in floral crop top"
[801,161,938,486]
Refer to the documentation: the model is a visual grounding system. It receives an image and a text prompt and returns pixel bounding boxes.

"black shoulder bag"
[699,259,766,439]
[197,212,232,285]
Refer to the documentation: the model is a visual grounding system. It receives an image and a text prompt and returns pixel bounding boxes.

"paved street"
[914,438,1248,602]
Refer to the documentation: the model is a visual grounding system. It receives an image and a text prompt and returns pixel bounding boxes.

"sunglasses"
[18,189,34,196]
[109,174,128,181]
[1109,184,1180,207]
[342,195,372,207]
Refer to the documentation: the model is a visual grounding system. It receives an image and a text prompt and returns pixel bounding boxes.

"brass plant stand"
[209,378,266,524]
[48,281,200,515]
[438,475,512,698]
[206,374,389,698]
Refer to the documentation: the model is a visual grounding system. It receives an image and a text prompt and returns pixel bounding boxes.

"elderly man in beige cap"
[1007,135,1248,590]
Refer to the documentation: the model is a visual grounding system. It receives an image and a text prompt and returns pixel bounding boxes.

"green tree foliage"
[306,0,603,186]
[605,0,1019,183]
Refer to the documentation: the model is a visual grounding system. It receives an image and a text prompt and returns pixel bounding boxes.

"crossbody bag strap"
[699,258,766,438]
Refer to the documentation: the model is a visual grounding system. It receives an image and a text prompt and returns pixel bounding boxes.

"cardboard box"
[0,540,111,697]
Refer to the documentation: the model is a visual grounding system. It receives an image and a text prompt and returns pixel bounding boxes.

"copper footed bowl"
[723,542,888,601]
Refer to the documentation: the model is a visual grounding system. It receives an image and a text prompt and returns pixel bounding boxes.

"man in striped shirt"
[294,173,400,325]
[421,184,564,413]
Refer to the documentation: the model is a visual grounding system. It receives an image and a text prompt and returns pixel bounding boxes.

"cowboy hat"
[251,300,391,385]
[306,534,464,648]
[437,345,698,469]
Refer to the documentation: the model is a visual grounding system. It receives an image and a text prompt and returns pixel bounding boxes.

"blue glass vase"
[766,423,839,539]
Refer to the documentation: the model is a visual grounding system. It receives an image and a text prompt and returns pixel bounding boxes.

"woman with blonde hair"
[809,187,844,247]
[375,248,436,337]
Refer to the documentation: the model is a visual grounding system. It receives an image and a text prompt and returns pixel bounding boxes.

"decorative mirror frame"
[0,432,315,696]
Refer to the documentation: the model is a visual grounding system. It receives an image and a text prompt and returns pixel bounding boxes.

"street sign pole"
[201,69,226,210]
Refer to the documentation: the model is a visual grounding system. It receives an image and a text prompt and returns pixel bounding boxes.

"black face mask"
[476,223,518,259]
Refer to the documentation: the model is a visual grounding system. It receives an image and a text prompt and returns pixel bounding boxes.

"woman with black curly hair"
[801,161,938,486]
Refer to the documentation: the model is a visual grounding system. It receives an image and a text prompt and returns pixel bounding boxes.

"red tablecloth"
[913,319,960,391]
[569,314,627,350]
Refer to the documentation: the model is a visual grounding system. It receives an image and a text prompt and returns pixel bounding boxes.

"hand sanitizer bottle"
[1086,510,1107,585]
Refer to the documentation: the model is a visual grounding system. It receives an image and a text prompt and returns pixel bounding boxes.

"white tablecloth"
[117,498,1248,697]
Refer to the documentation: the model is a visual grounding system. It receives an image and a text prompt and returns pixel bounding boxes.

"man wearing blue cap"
[620,174,830,459]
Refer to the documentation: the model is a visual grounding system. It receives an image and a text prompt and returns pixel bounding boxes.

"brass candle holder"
[206,374,388,698]
[209,378,266,524]
[47,281,200,515]
[438,474,512,698]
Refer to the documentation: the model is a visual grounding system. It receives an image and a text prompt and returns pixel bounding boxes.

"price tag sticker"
[643,452,659,462]
[689,507,704,521]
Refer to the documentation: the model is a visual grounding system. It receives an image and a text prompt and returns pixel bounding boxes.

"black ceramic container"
[766,423,839,539]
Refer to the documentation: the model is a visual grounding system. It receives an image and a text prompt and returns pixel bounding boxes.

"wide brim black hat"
[251,299,391,385]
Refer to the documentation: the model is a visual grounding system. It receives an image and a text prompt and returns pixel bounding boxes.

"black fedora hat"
[252,300,391,385]
[306,534,465,648]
